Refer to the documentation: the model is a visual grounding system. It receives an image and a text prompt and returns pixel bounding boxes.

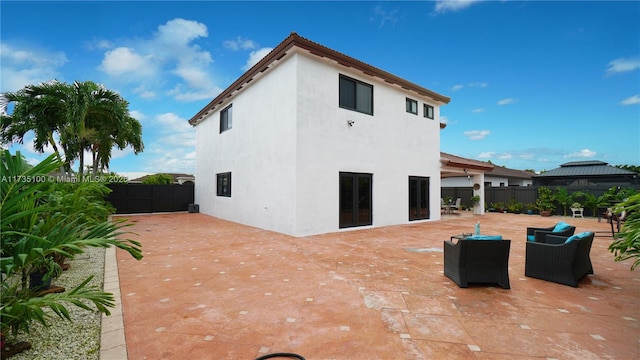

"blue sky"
[2,1,639,179]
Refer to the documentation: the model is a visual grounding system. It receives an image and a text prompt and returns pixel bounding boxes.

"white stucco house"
[188,33,450,237]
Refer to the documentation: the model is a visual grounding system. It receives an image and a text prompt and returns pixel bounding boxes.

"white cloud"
[464,130,490,140]
[97,18,215,102]
[99,47,155,77]
[433,0,484,14]
[242,47,273,71]
[223,36,258,51]
[472,108,485,113]
[129,110,145,121]
[371,5,399,28]
[565,149,596,158]
[0,43,67,92]
[450,82,487,91]
[477,152,495,159]
[155,113,196,147]
[155,18,208,47]
[497,98,516,105]
[468,82,487,88]
[620,94,640,105]
[440,115,450,125]
[605,57,640,76]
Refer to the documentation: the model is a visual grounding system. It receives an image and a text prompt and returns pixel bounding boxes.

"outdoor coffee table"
[450,233,473,242]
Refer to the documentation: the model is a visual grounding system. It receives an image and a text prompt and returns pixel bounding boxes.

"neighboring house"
[130,173,195,185]
[442,162,534,187]
[188,32,450,237]
[533,161,639,187]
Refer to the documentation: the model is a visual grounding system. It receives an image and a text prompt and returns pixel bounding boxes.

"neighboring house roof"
[188,32,451,126]
[487,166,535,179]
[440,152,494,172]
[534,161,637,177]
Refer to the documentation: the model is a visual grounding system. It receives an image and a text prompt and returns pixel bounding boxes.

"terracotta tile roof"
[189,32,450,126]
[440,152,494,171]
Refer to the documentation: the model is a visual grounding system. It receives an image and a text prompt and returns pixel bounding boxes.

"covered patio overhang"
[440,152,494,214]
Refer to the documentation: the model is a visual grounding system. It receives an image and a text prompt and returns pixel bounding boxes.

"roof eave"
[189,32,450,126]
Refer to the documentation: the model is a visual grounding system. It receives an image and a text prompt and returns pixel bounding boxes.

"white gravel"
[8,246,106,360]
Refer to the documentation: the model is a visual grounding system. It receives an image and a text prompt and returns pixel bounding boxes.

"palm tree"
[1,80,70,171]
[1,80,144,177]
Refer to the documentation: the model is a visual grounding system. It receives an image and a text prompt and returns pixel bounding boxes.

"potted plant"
[470,195,481,214]
[535,186,556,216]
[507,199,523,214]
[570,202,584,218]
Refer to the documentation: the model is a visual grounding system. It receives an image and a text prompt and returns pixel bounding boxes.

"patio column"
[473,173,485,215]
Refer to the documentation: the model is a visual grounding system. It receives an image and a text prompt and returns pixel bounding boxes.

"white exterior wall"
[195,51,443,237]
[195,57,299,234]
[294,53,442,236]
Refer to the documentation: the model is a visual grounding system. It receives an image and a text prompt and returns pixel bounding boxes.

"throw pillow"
[553,221,571,232]
[564,231,592,244]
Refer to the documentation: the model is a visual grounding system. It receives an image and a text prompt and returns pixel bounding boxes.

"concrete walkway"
[102,211,639,359]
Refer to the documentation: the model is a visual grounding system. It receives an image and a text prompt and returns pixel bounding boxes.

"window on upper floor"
[406,98,418,115]
[216,172,231,197]
[220,104,232,133]
[424,104,434,119]
[339,75,373,115]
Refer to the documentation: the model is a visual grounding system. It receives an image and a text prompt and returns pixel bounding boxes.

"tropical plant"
[535,186,556,213]
[0,150,143,340]
[554,187,573,216]
[142,173,174,185]
[507,199,523,213]
[608,194,640,270]
[1,80,144,177]
[470,195,481,204]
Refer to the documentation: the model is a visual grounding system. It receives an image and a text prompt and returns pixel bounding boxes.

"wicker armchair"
[526,223,576,243]
[444,238,511,289]
[524,232,594,287]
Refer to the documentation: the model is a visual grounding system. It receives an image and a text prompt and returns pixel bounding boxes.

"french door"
[339,172,372,228]
[409,176,430,221]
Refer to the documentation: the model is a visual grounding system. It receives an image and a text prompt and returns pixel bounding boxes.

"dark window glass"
[424,104,434,119]
[220,104,232,133]
[339,172,372,228]
[409,176,430,221]
[216,172,231,197]
[406,98,418,114]
[339,75,373,115]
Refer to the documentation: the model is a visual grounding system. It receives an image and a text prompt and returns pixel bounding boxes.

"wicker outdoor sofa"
[525,232,595,287]
[444,236,511,289]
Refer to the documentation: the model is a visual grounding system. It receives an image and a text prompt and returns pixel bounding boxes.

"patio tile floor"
[104,211,639,360]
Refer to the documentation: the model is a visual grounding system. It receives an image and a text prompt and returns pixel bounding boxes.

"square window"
[216,172,231,197]
[220,104,232,133]
[339,75,373,115]
[406,98,418,115]
[424,104,434,119]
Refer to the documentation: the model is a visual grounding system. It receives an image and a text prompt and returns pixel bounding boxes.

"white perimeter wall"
[195,51,443,237]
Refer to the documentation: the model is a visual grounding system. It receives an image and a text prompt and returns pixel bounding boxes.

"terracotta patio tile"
[111,212,639,360]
